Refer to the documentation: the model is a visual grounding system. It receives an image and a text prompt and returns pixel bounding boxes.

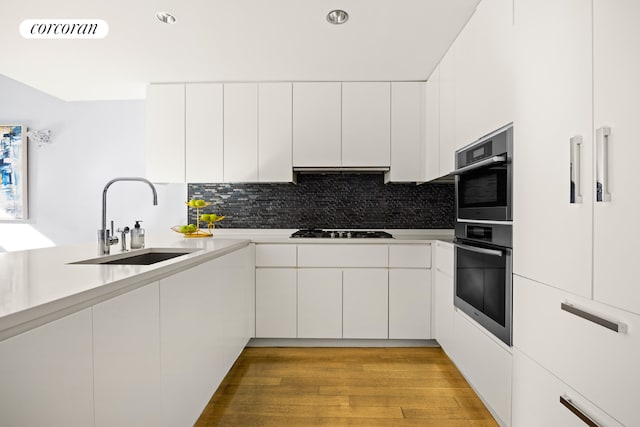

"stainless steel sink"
[70,248,200,265]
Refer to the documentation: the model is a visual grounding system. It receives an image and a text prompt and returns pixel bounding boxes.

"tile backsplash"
[188,174,454,229]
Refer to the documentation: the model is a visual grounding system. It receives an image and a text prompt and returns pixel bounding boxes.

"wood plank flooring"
[195,347,498,426]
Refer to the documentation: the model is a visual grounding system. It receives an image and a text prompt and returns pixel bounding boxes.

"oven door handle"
[455,242,504,257]
[451,155,507,175]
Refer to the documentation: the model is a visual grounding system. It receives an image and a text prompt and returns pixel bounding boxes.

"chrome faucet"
[99,177,158,254]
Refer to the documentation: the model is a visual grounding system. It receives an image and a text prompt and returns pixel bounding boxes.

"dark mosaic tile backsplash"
[188,174,454,229]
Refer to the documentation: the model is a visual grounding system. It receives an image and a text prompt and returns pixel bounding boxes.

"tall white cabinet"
[258,83,293,182]
[424,69,440,182]
[388,82,423,182]
[186,83,224,182]
[224,83,258,182]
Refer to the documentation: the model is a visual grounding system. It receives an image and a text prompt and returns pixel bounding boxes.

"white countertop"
[0,228,453,340]
[0,233,250,339]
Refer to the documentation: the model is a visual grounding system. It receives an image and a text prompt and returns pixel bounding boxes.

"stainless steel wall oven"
[453,124,513,346]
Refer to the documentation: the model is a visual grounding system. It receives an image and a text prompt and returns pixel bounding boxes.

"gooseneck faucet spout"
[99,177,158,254]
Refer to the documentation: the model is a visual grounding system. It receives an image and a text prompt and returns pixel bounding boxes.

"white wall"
[0,74,186,250]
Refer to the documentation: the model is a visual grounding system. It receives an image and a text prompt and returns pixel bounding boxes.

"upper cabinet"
[224,83,258,182]
[388,82,423,182]
[513,0,640,316]
[438,47,457,177]
[342,82,391,167]
[186,83,223,182]
[146,84,185,183]
[592,0,640,314]
[258,83,293,182]
[424,68,440,182]
[454,0,514,149]
[292,82,342,167]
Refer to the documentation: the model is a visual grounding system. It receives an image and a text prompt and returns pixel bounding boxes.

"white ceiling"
[1,0,479,101]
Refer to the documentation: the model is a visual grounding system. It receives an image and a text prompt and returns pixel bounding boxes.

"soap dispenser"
[130,220,145,249]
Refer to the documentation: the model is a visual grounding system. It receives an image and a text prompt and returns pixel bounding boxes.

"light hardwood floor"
[195,347,498,426]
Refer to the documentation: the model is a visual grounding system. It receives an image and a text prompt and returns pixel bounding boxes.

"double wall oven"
[453,124,513,346]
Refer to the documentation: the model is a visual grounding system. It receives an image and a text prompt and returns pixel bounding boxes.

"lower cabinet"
[297,268,343,338]
[512,349,623,427]
[0,309,94,427]
[160,247,254,427]
[433,241,455,351]
[93,283,161,427]
[343,269,389,339]
[389,269,431,339]
[255,268,297,338]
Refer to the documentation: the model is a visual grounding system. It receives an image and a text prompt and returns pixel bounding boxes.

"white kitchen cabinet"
[258,83,293,182]
[513,274,640,427]
[0,309,94,427]
[297,268,342,338]
[513,0,593,299]
[453,310,512,426]
[292,83,342,167]
[439,47,456,176]
[512,349,623,427]
[343,269,389,339]
[592,0,640,314]
[255,268,297,338]
[255,243,296,267]
[388,82,423,182]
[433,242,455,351]
[224,83,258,182]
[93,282,161,427]
[297,244,388,268]
[389,244,431,268]
[454,0,513,149]
[424,68,441,182]
[160,247,254,427]
[342,82,390,167]
[389,269,431,339]
[146,84,185,183]
[186,83,224,182]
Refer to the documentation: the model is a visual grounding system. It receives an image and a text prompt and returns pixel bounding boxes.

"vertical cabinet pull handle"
[596,126,611,202]
[570,135,583,203]
[561,302,627,333]
[559,395,600,427]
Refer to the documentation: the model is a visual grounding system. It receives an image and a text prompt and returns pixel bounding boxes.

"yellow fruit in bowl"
[195,200,207,208]
[179,225,190,233]
[187,199,197,208]
[201,214,211,222]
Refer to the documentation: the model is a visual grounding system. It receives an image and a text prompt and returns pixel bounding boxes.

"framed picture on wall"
[0,125,28,220]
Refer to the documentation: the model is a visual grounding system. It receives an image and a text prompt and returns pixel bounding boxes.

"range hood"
[293,166,390,174]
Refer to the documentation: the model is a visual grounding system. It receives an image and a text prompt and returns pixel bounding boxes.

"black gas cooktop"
[291,229,394,239]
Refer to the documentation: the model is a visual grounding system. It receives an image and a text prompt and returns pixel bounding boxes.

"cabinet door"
[593,0,640,315]
[389,269,431,339]
[292,83,342,167]
[513,0,593,298]
[186,83,223,182]
[342,82,390,167]
[297,268,342,338]
[513,349,623,427]
[224,83,258,182]
[343,269,388,339]
[454,0,514,149]
[258,83,293,182]
[389,82,423,181]
[424,68,440,181]
[93,283,160,427]
[255,268,297,338]
[0,309,94,427]
[439,48,456,176]
[146,84,185,183]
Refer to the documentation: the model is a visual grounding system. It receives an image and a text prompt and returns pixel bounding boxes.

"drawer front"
[297,245,388,267]
[389,244,431,268]
[255,244,296,267]
[514,274,640,426]
[513,349,623,427]
[435,241,453,277]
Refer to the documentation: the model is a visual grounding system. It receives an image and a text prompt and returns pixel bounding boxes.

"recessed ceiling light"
[326,10,349,25]
[155,11,176,24]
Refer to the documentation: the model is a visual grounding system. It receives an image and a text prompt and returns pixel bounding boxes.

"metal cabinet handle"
[561,302,627,333]
[596,126,611,202]
[451,155,507,175]
[570,135,583,204]
[559,395,600,427]
[454,242,504,257]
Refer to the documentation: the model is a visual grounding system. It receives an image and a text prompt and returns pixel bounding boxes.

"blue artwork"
[0,125,27,219]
